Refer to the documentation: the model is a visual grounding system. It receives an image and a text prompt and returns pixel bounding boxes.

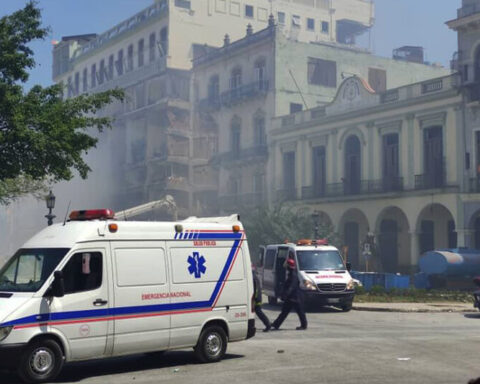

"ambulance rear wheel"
[18,339,64,384]
[194,326,227,363]
[267,296,277,305]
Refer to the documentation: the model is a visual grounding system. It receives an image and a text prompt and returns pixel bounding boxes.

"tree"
[241,205,341,264]
[0,2,124,204]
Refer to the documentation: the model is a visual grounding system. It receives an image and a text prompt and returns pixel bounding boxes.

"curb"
[352,305,475,313]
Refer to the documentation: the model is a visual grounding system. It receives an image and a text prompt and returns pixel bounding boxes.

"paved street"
[2,305,480,384]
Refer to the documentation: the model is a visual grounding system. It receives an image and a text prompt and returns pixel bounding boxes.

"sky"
[0,0,460,89]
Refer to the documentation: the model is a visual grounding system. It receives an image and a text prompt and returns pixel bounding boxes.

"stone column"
[406,114,415,189]
[409,231,421,269]
[456,229,474,248]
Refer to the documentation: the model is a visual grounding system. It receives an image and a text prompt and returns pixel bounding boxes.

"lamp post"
[45,191,56,226]
[311,211,320,239]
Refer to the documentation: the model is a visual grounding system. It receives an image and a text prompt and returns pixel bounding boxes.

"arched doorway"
[416,203,456,255]
[339,208,369,270]
[344,136,361,195]
[375,207,410,273]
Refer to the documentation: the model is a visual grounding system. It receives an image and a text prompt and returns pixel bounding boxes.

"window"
[82,68,88,92]
[254,114,266,145]
[231,117,241,156]
[277,11,285,24]
[290,103,303,114]
[264,249,275,269]
[62,252,103,294]
[138,38,144,67]
[283,151,296,190]
[108,54,114,80]
[368,68,387,93]
[74,72,80,95]
[99,59,105,84]
[230,67,242,89]
[175,0,191,9]
[308,57,337,87]
[127,44,134,72]
[160,27,168,56]
[149,32,156,62]
[208,75,220,101]
[245,4,254,18]
[312,146,326,196]
[253,174,264,193]
[292,15,301,28]
[116,49,124,76]
[67,76,73,98]
[307,18,315,30]
[255,58,267,89]
[91,63,96,87]
[321,21,329,34]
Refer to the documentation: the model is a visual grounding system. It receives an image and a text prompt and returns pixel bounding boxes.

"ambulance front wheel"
[194,326,227,363]
[18,338,64,384]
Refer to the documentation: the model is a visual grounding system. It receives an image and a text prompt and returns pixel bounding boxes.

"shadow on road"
[0,351,244,384]
[464,313,480,319]
[263,303,345,314]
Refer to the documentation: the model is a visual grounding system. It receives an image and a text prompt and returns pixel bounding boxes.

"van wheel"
[267,296,277,305]
[341,303,353,312]
[18,339,64,384]
[194,326,227,363]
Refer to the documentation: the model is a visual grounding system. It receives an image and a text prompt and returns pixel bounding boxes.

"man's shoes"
[296,326,307,330]
[263,324,272,332]
[271,323,280,330]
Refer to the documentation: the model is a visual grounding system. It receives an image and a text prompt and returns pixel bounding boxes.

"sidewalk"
[353,302,475,313]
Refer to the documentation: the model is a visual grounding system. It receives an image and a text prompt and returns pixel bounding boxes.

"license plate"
[327,298,340,303]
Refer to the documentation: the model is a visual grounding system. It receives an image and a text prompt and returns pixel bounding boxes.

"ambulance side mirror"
[346,262,352,272]
[51,270,65,298]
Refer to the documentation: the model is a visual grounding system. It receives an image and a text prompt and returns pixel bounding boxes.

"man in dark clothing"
[271,258,307,330]
[253,268,271,332]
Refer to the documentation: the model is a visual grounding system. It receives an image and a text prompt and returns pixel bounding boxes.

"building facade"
[192,22,449,215]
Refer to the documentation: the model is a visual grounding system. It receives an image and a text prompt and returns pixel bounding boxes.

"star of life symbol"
[188,252,207,278]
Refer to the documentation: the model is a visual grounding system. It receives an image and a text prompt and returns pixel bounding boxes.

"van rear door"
[111,241,170,355]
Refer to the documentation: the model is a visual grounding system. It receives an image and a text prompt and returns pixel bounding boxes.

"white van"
[0,209,255,383]
[259,240,355,311]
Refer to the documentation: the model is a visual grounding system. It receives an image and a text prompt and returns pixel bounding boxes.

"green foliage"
[241,204,341,263]
[0,2,124,204]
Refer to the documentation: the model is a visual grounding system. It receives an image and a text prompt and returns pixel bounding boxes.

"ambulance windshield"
[296,250,345,271]
[0,248,69,292]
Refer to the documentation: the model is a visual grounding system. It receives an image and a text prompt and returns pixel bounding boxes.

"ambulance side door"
[262,247,276,296]
[111,241,170,355]
[49,246,110,361]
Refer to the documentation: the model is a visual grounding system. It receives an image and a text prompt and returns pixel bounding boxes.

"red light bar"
[69,209,115,221]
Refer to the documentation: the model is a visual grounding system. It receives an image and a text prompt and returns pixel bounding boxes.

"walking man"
[253,267,271,332]
[271,257,307,330]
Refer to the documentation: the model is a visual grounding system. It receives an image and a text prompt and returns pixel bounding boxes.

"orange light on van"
[108,223,118,233]
[232,225,240,233]
[297,239,312,246]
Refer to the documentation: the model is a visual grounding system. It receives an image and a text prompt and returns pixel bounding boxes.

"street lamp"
[311,210,320,239]
[45,191,56,226]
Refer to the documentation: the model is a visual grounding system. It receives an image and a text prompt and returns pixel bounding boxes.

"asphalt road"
[2,305,480,384]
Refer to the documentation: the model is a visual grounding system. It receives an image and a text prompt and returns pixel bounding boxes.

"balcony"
[198,96,221,112]
[220,81,269,107]
[458,3,480,19]
[277,188,297,201]
[213,145,268,164]
[469,178,480,193]
[414,173,446,190]
[219,192,267,209]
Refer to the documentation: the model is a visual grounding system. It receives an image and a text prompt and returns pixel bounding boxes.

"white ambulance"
[0,209,255,383]
[259,239,355,311]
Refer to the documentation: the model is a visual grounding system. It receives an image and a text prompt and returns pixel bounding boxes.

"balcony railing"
[220,81,269,107]
[277,188,297,201]
[414,172,446,190]
[219,192,267,209]
[469,178,480,193]
[213,145,268,164]
[458,3,480,19]
[296,178,405,201]
[198,96,221,112]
